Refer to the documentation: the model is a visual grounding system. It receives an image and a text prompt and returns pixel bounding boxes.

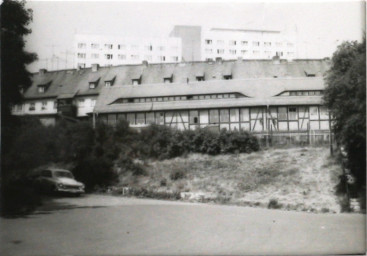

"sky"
[25,0,365,72]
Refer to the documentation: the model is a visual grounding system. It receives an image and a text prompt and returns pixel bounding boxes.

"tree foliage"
[1,0,38,121]
[323,39,366,191]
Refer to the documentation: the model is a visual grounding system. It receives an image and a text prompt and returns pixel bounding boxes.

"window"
[223,75,232,80]
[105,54,113,60]
[230,109,239,122]
[196,76,205,81]
[264,42,272,47]
[53,101,57,109]
[229,49,236,55]
[217,49,224,54]
[241,41,248,46]
[209,109,219,124]
[252,41,260,47]
[205,39,212,45]
[264,51,272,56]
[77,63,85,68]
[310,106,319,120]
[131,55,140,60]
[240,108,249,122]
[90,99,96,107]
[171,56,179,62]
[253,50,260,55]
[276,51,283,57]
[89,82,97,89]
[217,40,224,45]
[189,110,199,124]
[319,106,329,120]
[38,86,45,93]
[158,56,166,62]
[287,43,294,47]
[158,46,165,51]
[91,53,99,59]
[276,42,282,47]
[131,45,139,50]
[136,113,145,124]
[118,54,126,60]
[78,99,84,107]
[105,81,111,87]
[118,44,126,50]
[241,50,248,55]
[29,103,35,111]
[229,40,236,46]
[220,109,229,122]
[288,107,297,120]
[16,104,22,111]
[105,44,113,49]
[41,101,47,110]
[78,43,86,49]
[144,55,153,61]
[91,43,99,49]
[132,79,141,85]
[77,53,86,59]
[278,107,287,120]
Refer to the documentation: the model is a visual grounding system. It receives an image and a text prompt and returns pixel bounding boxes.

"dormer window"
[89,82,97,89]
[196,76,205,82]
[38,86,45,93]
[223,74,232,80]
[105,81,111,87]
[37,82,51,93]
[104,76,116,87]
[132,79,141,85]
[164,77,172,83]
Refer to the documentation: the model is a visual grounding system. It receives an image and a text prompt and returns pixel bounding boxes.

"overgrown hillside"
[113,147,343,213]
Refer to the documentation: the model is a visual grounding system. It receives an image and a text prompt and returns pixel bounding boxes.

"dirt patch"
[112,147,343,213]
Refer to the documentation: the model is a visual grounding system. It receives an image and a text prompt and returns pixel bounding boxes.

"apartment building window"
[77,63,86,68]
[287,52,295,57]
[276,51,284,57]
[287,43,294,47]
[131,55,140,60]
[105,54,113,60]
[91,53,99,59]
[276,42,282,47]
[216,40,224,45]
[158,46,165,51]
[229,40,236,46]
[118,44,126,50]
[171,56,179,62]
[264,42,272,47]
[229,49,236,55]
[91,43,99,49]
[131,45,139,50]
[217,49,224,54]
[205,39,212,45]
[205,49,213,54]
[118,54,126,60]
[158,56,166,62]
[78,43,86,49]
[29,103,35,111]
[77,53,86,59]
[241,41,248,46]
[253,50,260,55]
[252,41,260,47]
[241,50,248,55]
[41,101,47,110]
[105,44,113,49]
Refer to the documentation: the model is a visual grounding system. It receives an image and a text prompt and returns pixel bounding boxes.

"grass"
[112,147,343,213]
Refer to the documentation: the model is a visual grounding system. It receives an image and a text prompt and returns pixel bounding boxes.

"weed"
[268,198,283,209]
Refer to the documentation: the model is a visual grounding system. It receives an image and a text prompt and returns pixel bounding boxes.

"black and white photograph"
[1,0,366,255]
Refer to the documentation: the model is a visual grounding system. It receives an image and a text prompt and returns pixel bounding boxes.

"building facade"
[13,58,330,142]
[74,34,182,68]
[170,26,297,62]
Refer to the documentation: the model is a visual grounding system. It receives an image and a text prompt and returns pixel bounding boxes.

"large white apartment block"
[74,34,182,68]
[201,28,297,61]
[170,26,297,62]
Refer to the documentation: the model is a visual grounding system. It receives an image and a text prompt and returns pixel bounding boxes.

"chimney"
[215,57,223,64]
[142,60,148,67]
[39,69,47,75]
[91,63,99,72]
[272,55,280,65]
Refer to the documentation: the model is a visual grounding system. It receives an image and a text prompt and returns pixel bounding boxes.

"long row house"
[12,57,332,143]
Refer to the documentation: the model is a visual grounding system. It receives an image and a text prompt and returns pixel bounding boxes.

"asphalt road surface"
[1,194,365,255]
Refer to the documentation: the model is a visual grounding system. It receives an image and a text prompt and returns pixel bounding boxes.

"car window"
[54,171,73,178]
[41,170,52,177]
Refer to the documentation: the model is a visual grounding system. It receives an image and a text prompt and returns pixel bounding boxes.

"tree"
[1,0,38,121]
[323,39,366,196]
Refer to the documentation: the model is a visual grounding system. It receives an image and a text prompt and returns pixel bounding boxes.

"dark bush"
[268,198,283,209]
[170,170,186,180]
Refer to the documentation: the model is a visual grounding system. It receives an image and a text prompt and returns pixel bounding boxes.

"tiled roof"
[23,59,330,100]
[94,77,325,113]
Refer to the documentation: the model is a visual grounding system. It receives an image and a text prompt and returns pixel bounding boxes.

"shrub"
[170,170,186,181]
[268,198,283,209]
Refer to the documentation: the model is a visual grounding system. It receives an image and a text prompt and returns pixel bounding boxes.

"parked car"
[33,168,85,195]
